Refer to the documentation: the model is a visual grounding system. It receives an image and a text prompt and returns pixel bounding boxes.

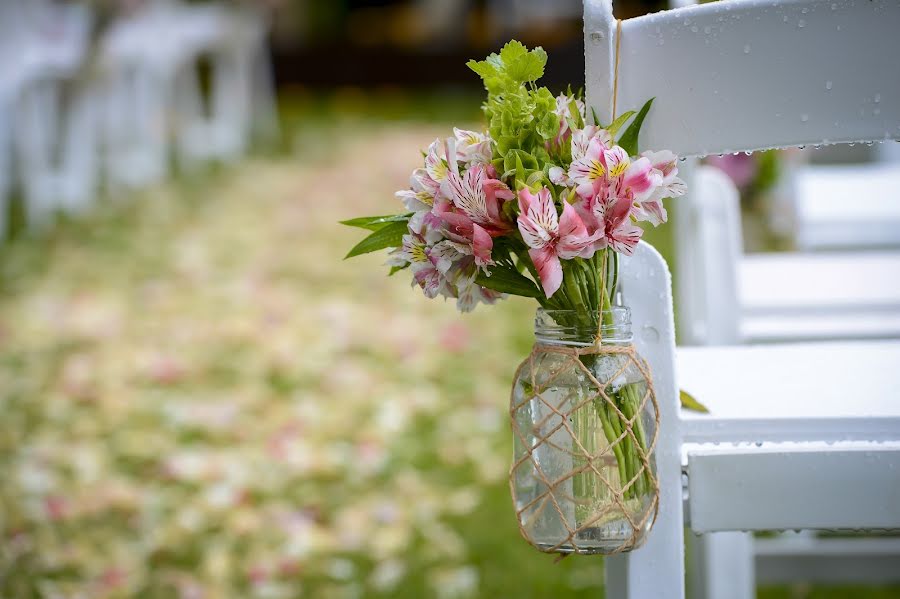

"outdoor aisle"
[0,124,605,598]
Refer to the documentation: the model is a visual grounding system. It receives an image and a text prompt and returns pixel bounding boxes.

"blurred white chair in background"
[585,0,900,596]
[2,1,97,229]
[99,0,277,190]
[679,167,900,345]
[793,162,900,250]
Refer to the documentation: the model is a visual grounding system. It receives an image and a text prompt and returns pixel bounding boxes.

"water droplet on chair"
[800,114,809,122]
[825,80,833,90]
[874,93,882,103]
[798,19,806,28]
[743,44,751,54]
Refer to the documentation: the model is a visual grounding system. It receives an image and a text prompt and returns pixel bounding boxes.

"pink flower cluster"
[532,124,686,297]
[390,129,514,312]
[391,99,686,305]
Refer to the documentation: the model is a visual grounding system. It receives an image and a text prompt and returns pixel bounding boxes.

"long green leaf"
[476,265,543,298]
[680,389,710,413]
[345,220,408,259]
[339,213,411,231]
[606,110,636,137]
[617,98,654,156]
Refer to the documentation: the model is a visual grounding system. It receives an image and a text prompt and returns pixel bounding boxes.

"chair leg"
[688,532,755,599]
[605,414,685,595]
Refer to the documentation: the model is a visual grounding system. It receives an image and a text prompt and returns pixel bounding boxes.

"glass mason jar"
[510,308,658,555]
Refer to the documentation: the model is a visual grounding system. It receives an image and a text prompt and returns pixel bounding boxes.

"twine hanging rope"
[611,18,623,124]
[509,341,660,554]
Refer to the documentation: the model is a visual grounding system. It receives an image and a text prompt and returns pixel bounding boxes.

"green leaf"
[388,264,409,276]
[617,98,654,156]
[680,389,710,413]
[606,110,636,137]
[502,41,546,83]
[567,99,584,129]
[339,213,411,231]
[344,220,408,259]
[476,265,543,298]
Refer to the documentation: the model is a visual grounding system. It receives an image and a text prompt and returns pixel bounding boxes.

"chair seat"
[741,310,900,342]
[740,251,900,314]
[677,341,900,443]
[795,164,900,250]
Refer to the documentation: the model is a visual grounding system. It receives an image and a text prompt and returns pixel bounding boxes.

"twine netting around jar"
[508,343,660,555]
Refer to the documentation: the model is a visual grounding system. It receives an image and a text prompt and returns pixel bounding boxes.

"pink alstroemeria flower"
[416,138,455,198]
[390,235,449,299]
[569,139,660,203]
[453,128,492,165]
[434,163,516,271]
[517,187,599,298]
[592,189,645,256]
[636,150,687,225]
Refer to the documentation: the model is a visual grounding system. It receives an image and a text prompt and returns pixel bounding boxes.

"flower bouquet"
[343,41,685,555]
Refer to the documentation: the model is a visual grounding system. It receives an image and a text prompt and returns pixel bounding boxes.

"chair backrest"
[674,165,743,345]
[585,0,900,157]
[610,241,685,598]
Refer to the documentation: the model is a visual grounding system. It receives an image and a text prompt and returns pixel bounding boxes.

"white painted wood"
[675,165,743,345]
[585,0,900,157]
[99,1,276,188]
[795,164,900,250]
[741,252,900,312]
[688,444,900,533]
[742,311,900,343]
[688,532,754,599]
[755,535,900,584]
[1,1,97,227]
[678,341,900,421]
[606,243,685,599]
[677,163,900,343]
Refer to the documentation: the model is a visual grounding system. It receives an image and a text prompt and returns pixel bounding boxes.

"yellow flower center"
[417,191,434,206]
[431,160,448,181]
[609,159,629,178]
[410,244,428,263]
[588,160,606,180]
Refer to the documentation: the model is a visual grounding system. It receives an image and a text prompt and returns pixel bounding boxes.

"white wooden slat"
[755,536,900,584]
[741,311,900,343]
[796,164,900,250]
[678,341,900,443]
[739,251,900,313]
[679,341,900,420]
[688,444,900,533]
[606,243,685,599]
[739,252,900,314]
[585,0,900,157]
[688,532,755,599]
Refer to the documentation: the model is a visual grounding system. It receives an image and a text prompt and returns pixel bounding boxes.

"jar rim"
[534,307,633,346]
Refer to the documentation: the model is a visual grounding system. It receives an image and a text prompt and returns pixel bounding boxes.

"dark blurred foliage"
[264,0,668,89]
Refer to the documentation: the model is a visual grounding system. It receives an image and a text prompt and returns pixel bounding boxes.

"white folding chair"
[3,1,96,229]
[99,0,277,188]
[794,162,900,250]
[681,167,900,345]
[584,0,900,596]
